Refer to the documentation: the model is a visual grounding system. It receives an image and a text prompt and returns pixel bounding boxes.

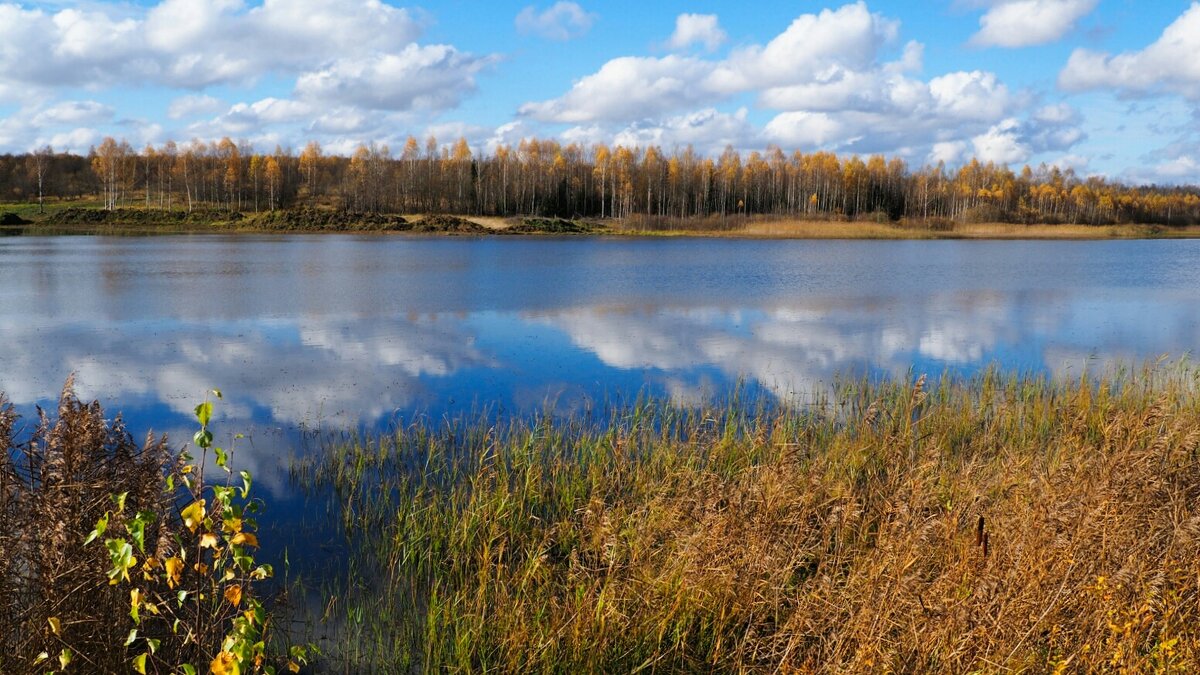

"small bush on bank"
[0,380,308,674]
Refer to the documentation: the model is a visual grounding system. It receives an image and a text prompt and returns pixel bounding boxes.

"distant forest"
[3,136,1199,226]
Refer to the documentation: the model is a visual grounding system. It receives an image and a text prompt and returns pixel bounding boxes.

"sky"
[0,0,1198,184]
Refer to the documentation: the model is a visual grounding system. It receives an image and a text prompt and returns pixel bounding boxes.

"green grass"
[286,364,1200,672]
[0,198,106,221]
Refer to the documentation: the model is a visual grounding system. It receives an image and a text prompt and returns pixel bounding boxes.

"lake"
[3,234,1200,503]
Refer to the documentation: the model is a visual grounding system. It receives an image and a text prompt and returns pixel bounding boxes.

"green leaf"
[34,651,49,664]
[113,491,128,513]
[125,629,138,646]
[194,401,212,427]
[215,446,229,470]
[240,470,252,499]
[212,388,223,399]
[146,638,160,655]
[128,511,154,553]
[193,429,213,449]
[105,538,136,584]
[132,652,147,674]
[58,648,72,669]
[84,512,109,545]
[180,664,197,675]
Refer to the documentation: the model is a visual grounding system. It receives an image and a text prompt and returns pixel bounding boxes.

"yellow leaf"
[210,651,239,675]
[199,533,219,549]
[178,494,205,530]
[224,584,243,607]
[223,517,243,534]
[164,556,183,588]
[130,588,142,622]
[287,661,301,673]
[47,616,61,635]
[230,532,258,548]
[181,499,206,532]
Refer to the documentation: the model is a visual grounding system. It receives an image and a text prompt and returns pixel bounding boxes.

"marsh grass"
[289,365,1200,672]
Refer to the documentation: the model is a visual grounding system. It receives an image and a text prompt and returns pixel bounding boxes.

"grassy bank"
[287,366,1200,672]
[5,201,1200,239]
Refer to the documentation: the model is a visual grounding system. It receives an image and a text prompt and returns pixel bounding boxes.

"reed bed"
[288,365,1200,672]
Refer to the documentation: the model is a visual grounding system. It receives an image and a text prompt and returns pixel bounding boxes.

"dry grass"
[462,215,512,230]
[0,380,287,674]
[292,366,1200,672]
[1,378,177,672]
[615,217,1200,240]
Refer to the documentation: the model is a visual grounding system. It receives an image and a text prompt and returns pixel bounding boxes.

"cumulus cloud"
[515,2,596,41]
[294,45,493,112]
[666,14,727,52]
[32,100,114,126]
[610,108,756,154]
[167,94,224,120]
[519,55,714,123]
[189,98,314,137]
[1059,3,1200,99]
[971,119,1029,164]
[971,0,1098,48]
[521,2,903,124]
[43,127,101,154]
[708,2,899,94]
[0,0,428,91]
[520,1,1085,165]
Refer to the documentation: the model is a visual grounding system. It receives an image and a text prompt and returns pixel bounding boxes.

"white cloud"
[1059,3,1200,99]
[167,94,224,120]
[971,119,1029,164]
[520,1,1052,162]
[708,2,898,95]
[522,2,903,124]
[611,108,755,154]
[0,0,432,92]
[294,45,493,112]
[32,100,114,126]
[667,14,727,53]
[763,112,850,149]
[1151,156,1199,180]
[43,127,100,154]
[971,0,1097,48]
[515,2,596,41]
[519,55,714,123]
[929,141,968,165]
[928,71,1011,121]
[1125,154,1200,185]
[191,98,314,137]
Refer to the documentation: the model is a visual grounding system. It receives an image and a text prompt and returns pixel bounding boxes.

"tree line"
[2,136,1199,226]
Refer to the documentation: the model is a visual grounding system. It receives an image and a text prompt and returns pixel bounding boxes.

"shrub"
[0,380,308,674]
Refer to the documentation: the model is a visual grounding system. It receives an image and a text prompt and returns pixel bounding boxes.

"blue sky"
[0,0,1198,183]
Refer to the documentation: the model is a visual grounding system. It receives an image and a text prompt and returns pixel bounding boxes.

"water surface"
[2,234,1199,500]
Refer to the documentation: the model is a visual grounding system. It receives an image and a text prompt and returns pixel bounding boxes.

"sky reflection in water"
[2,234,1199,502]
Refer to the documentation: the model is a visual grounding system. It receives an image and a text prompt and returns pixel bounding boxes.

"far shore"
[3,202,1199,240]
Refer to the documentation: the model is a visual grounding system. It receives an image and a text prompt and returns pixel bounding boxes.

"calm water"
[3,234,1200,502]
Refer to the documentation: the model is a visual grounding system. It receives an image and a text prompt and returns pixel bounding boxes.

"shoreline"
[4,207,1200,240]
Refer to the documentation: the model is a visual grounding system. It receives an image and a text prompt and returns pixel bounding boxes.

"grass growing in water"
[290,366,1200,672]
